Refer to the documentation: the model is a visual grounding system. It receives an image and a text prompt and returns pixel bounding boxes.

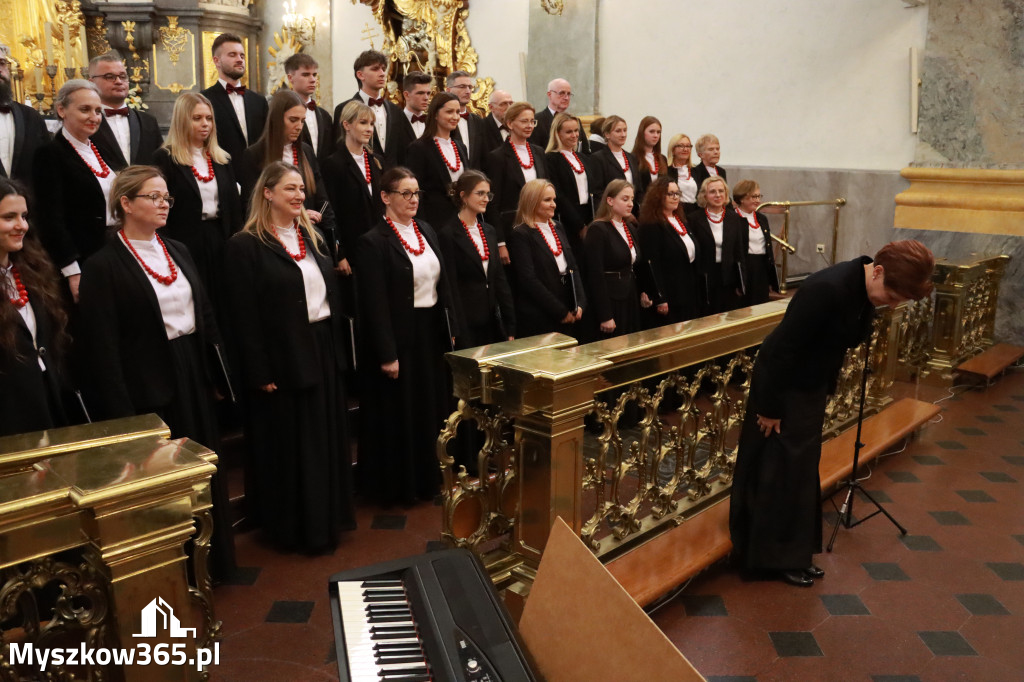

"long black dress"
[224,225,355,552]
[506,221,586,338]
[729,256,875,573]
[585,220,643,337]
[638,216,701,325]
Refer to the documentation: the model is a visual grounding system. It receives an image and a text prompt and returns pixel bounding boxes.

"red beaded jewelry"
[564,150,585,175]
[290,144,300,167]
[275,220,307,261]
[461,220,489,262]
[360,148,372,184]
[191,151,215,183]
[435,138,462,173]
[668,215,688,237]
[511,139,535,169]
[612,219,635,250]
[538,220,563,257]
[386,216,426,255]
[614,150,630,172]
[73,140,112,178]
[120,231,179,285]
[648,155,659,175]
[7,265,29,308]
[705,209,724,224]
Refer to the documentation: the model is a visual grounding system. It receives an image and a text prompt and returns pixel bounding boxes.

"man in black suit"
[391,70,430,164]
[284,53,334,165]
[0,45,51,188]
[529,78,589,154]
[87,54,163,170]
[200,33,269,176]
[333,50,405,169]
[481,89,512,155]
[446,70,486,170]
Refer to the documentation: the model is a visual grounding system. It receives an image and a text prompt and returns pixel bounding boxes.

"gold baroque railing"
[757,198,847,293]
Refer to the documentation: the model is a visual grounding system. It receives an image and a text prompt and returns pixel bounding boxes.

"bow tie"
[105,107,130,117]
[411,113,426,123]
[225,83,246,95]
[306,100,317,111]
[499,124,509,132]
[459,111,470,120]
[367,96,385,107]
[0,104,11,114]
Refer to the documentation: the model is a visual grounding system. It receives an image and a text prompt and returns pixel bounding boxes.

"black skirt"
[161,218,229,319]
[745,252,773,306]
[595,271,641,338]
[245,320,355,552]
[517,275,582,338]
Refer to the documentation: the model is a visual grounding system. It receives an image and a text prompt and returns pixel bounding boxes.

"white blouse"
[273,224,331,322]
[645,152,658,182]
[536,221,568,274]
[667,216,696,263]
[392,220,441,308]
[736,208,767,254]
[611,219,637,264]
[561,150,589,204]
[435,137,464,182]
[513,143,538,183]
[191,147,220,220]
[674,166,698,204]
[282,143,298,166]
[119,234,197,339]
[464,221,489,276]
[1,264,45,370]
[612,149,633,185]
[62,128,117,227]
[706,210,725,263]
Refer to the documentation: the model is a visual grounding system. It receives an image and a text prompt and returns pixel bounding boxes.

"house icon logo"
[133,597,197,639]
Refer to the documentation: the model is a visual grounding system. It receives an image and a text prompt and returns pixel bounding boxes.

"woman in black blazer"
[356,167,459,506]
[688,176,746,315]
[629,116,668,208]
[153,92,242,319]
[484,102,549,264]
[638,177,701,325]
[438,170,516,348]
[506,179,585,337]
[666,133,699,216]
[733,180,780,306]
[590,116,639,215]
[404,93,468,238]
[0,178,69,436]
[691,133,727,193]
[33,79,118,302]
[77,165,235,577]
[224,161,354,552]
[545,112,597,264]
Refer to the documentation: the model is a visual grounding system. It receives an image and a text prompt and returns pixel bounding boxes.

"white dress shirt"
[667,215,696,263]
[645,152,658,182]
[192,147,220,219]
[705,163,719,177]
[218,78,248,142]
[1,263,45,369]
[282,143,298,166]
[561,150,589,204]
[707,210,725,262]
[404,108,425,138]
[103,103,131,161]
[464,221,489,276]
[737,208,767,254]
[435,137,464,182]
[536,221,567,274]
[273,224,331,322]
[120,233,197,340]
[352,151,372,195]
[674,166,698,204]
[611,219,637,264]
[60,128,117,278]
[303,98,319,154]
[0,110,14,176]
[491,113,509,142]
[391,219,440,307]
[612,149,633,185]
[456,112,470,159]
[513,143,537,183]
[357,91,387,152]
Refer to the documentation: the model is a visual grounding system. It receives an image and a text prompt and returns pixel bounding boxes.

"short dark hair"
[403,71,432,93]
[380,166,416,193]
[284,53,318,73]
[212,33,244,56]
[873,240,935,300]
[353,50,387,87]
[446,70,472,87]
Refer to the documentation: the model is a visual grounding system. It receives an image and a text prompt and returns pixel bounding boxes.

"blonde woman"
[545,112,597,258]
[690,176,746,314]
[224,161,355,553]
[666,133,699,215]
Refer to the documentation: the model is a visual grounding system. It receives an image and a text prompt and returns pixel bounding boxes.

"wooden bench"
[607,397,940,607]
[956,343,1024,384]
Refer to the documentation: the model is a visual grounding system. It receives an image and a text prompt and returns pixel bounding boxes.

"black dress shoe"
[780,570,814,587]
[804,564,825,579]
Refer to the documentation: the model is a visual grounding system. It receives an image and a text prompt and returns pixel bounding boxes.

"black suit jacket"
[0,102,51,185]
[529,107,555,148]
[545,150,597,246]
[404,136,468,233]
[481,114,506,156]
[32,134,113,268]
[484,141,550,242]
[152,147,243,250]
[299,103,336,165]
[355,218,458,366]
[691,163,728,195]
[224,226,348,390]
[747,211,781,294]
[321,146,385,264]
[451,111,488,170]
[506,221,586,333]
[590,148,640,214]
[200,82,269,175]
[390,110,420,166]
[77,235,220,420]
[91,108,163,169]
[587,138,607,155]
[688,209,747,303]
[638,218,701,323]
[333,93,406,170]
[584,220,645,323]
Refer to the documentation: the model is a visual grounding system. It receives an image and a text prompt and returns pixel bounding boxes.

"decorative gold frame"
[153,16,196,93]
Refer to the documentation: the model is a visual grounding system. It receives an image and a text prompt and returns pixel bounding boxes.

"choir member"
[638,177,700,324]
[200,33,269,177]
[506,179,585,337]
[691,133,727,193]
[356,167,459,506]
[481,89,513,154]
[545,112,597,263]
[333,50,404,169]
[689,176,746,315]
[530,78,573,149]
[590,116,638,211]
[0,45,51,184]
[484,102,549,264]
[77,165,235,576]
[629,116,667,207]
[0,177,68,436]
[88,53,163,168]
[393,70,432,159]
[224,161,355,552]
[404,93,467,234]
[284,53,334,165]
[733,180,780,305]
[667,134,699,215]
[445,70,487,170]
[33,79,118,302]
[438,170,516,348]
[153,92,242,318]
[586,116,607,155]
[730,241,934,586]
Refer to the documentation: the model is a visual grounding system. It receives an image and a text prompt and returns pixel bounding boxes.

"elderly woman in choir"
[689,176,746,315]
[691,133,726,195]
[667,134,699,216]
[733,179,780,305]
[405,93,468,233]
[629,116,667,207]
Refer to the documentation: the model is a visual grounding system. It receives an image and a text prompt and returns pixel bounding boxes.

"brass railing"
[757,198,847,293]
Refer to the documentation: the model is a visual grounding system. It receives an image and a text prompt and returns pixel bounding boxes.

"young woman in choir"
[33,80,118,302]
[77,165,235,576]
[637,177,700,325]
[733,180,780,305]
[667,134,699,216]
[590,116,638,211]
[629,116,667,207]
[239,90,345,272]
[224,161,354,552]
[153,92,242,318]
[691,133,727,194]
[356,167,459,506]
[438,170,516,348]
[689,176,746,315]
[506,179,585,337]
[0,178,70,437]
[404,93,468,236]
[484,102,549,264]
[545,112,597,262]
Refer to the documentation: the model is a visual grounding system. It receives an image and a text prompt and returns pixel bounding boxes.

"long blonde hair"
[514,179,555,226]
[163,93,231,166]
[546,112,578,153]
[243,161,325,255]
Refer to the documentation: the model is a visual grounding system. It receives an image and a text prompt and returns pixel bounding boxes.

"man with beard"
[87,53,163,168]
[0,45,50,185]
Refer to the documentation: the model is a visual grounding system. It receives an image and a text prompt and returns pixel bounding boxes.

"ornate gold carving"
[267,30,303,94]
[153,20,195,94]
[121,20,139,61]
[540,0,564,15]
[469,76,494,118]
[896,167,1024,236]
[88,15,111,56]
[158,16,189,65]
[361,22,380,49]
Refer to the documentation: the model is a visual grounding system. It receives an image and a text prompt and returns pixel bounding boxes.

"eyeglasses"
[550,90,573,97]
[132,193,175,207]
[749,194,764,201]
[517,119,538,127]
[92,73,130,83]
[674,144,693,150]
[472,190,495,200]
[449,84,474,91]
[388,189,424,201]
[666,191,683,199]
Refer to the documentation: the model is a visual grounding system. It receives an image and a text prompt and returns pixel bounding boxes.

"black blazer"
[333,93,406,170]
[390,111,419,166]
[688,208,747,294]
[506,221,586,331]
[633,154,668,207]
[638,217,702,323]
[0,102,51,184]
[299,102,337,165]
[355,218,459,366]
[91,108,163,169]
[484,141,550,242]
[437,217,516,343]
[584,220,644,324]
[691,163,727,195]
[590,148,640,213]
[77,235,220,420]
[224,226,348,390]
[587,138,607,155]
[746,211,781,293]
[152,147,243,245]
[32,134,113,269]
[545,150,597,245]
[451,111,488,170]
[480,114,506,156]
[404,135,468,233]
[200,82,270,175]
[321,146,385,264]
[529,107,555,148]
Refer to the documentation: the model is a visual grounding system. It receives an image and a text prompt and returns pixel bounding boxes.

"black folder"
[635,259,663,301]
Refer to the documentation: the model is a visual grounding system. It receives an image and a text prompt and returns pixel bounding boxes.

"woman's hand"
[336,258,352,276]
[507,336,515,341]
[498,245,511,265]
[381,360,399,379]
[640,292,653,309]
[68,274,81,303]
[756,414,781,436]
[306,210,323,224]
[599,318,616,334]
[260,382,278,393]
[574,307,583,321]
[561,310,577,324]
[656,302,669,315]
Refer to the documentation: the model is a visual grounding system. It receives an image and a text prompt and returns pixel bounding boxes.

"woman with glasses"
[690,176,746,315]
[629,116,667,208]
[484,102,549,265]
[78,165,236,576]
[439,170,515,348]
[590,116,639,215]
[224,161,355,552]
[667,134,699,216]
[733,180,780,306]
[638,177,700,325]
[405,93,469,235]
[691,134,727,195]
[545,113,597,263]
[357,167,459,506]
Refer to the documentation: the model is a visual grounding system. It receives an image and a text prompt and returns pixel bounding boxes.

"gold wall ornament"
[158,16,189,65]
[361,21,380,49]
[468,76,493,118]
[281,0,316,46]
[540,0,564,15]
[121,20,140,61]
[266,30,303,94]
[87,15,112,56]
[152,17,195,94]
